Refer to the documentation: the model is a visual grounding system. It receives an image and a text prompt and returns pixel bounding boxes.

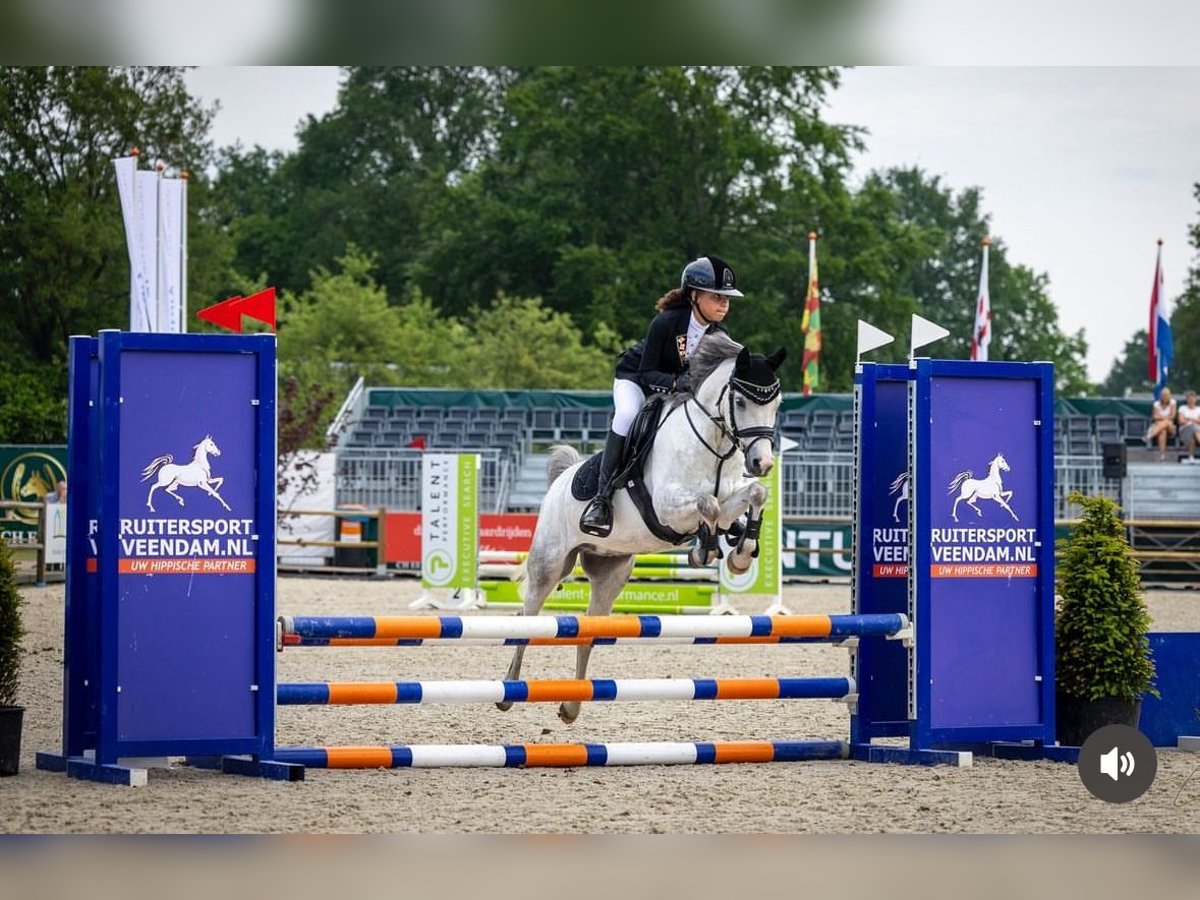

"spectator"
[45,478,67,503]
[1178,390,1200,463]
[1146,387,1177,462]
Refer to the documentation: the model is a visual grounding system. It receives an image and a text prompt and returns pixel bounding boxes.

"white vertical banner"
[158,178,185,333]
[180,173,189,332]
[971,237,991,361]
[114,156,154,332]
[134,169,161,332]
[414,453,481,609]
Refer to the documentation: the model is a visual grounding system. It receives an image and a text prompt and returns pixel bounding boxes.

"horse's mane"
[667,332,743,409]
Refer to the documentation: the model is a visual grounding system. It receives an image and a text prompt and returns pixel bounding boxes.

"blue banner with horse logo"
[95,331,276,759]
[912,359,1055,747]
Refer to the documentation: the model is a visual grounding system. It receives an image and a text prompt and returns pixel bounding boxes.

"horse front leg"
[497,546,578,712]
[994,497,1020,521]
[687,494,722,567]
[721,481,768,575]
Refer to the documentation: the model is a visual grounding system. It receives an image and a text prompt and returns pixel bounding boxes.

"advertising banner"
[720,458,780,595]
[912,359,1055,746]
[851,364,913,744]
[112,347,263,741]
[0,445,68,543]
[420,453,478,589]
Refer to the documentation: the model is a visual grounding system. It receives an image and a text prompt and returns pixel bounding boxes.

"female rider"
[579,254,743,537]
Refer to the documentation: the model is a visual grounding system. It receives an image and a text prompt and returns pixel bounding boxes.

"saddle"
[570,395,692,545]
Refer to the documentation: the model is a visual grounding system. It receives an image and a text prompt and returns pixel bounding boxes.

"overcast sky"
[184,66,1200,383]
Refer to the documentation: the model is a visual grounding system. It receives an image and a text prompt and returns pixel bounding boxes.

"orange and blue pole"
[277,676,856,705]
[274,739,848,768]
[279,613,908,643]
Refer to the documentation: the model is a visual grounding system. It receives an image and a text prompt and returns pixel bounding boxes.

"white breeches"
[612,378,646,437]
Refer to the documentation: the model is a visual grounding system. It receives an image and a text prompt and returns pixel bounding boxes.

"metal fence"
[335,448,510,513]
[779,451,1121,521]
[335,446,1121,521]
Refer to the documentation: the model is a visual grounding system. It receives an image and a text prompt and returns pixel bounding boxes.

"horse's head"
[197,435,221,457]
[689,336,786,477]
[992,453,1009,472]
[729,346,787,475]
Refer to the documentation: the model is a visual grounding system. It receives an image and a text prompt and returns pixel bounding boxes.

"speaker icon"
[1099,746,1136,781]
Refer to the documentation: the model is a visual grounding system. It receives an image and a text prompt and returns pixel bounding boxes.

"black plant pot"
[0,705,23,776]
[1056,693,1142,747]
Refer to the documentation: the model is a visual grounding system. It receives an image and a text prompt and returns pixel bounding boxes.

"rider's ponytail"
[655,287,688,313]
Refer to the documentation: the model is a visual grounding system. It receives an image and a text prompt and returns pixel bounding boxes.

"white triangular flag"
[856,320,894,360]
[911,314,950,357]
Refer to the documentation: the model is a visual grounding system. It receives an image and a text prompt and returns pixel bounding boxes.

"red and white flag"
[970,238,991,361]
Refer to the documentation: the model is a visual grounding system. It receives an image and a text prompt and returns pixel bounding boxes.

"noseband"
[682,369,780,469]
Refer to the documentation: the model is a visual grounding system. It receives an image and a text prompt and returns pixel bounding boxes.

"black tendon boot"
[579,430,627,537]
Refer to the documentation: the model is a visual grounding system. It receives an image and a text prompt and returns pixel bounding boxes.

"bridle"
[679,367,780,479]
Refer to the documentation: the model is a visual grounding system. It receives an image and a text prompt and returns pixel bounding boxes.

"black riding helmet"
[680,255,744,298]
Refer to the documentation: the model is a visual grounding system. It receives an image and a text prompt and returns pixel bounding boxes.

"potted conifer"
[0,536,25,776]
[1055,492,1158,746]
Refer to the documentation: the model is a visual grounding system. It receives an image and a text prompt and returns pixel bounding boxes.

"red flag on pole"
[1148,239,1172,396]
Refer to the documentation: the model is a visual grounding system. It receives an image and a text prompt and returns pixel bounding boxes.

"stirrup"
[579,498,613,537]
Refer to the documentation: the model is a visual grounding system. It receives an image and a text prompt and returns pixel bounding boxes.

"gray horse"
[499,333,786,723]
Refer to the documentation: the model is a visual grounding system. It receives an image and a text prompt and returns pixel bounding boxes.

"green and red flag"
[801,232,821,396]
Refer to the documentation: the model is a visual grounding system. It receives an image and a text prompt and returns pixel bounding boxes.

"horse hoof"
[496,701,513,713]
[726,557,750,575]
[558,703,579,724]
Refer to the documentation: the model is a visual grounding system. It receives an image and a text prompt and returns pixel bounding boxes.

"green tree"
[461,295,614,389]
[0,67,231,357]
[1101,330,1153,397]
[821,168,1091,394]
[0,66,234,441]
[421,66,853,346]
[280,247,415,428]
[217,66,512,297]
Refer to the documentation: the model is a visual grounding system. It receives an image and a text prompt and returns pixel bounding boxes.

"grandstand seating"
[333,389,1171,514]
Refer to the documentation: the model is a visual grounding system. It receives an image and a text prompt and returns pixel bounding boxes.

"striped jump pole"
[278,613,910,644]
[281,632,875,648]
[478,564,716,581]
[480,551,692,566]
[277,676,856,706]
[274,739,849,769]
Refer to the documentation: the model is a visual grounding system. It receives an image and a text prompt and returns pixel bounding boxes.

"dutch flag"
[1149,240,1172,399]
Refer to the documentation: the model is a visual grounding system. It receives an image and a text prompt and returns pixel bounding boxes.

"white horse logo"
[888,471,909,523]
[141,435,231,513]
[947,452,1018,522]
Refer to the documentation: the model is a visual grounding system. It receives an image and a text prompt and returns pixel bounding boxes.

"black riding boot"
[579,430,627,537]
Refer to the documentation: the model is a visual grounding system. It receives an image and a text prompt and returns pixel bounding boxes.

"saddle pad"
[570,451,604,501]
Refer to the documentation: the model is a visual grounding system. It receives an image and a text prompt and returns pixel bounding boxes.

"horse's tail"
[888,471,908,494]
[946,471,972,494]
[546,444,580,486]
[140,455,173,481]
